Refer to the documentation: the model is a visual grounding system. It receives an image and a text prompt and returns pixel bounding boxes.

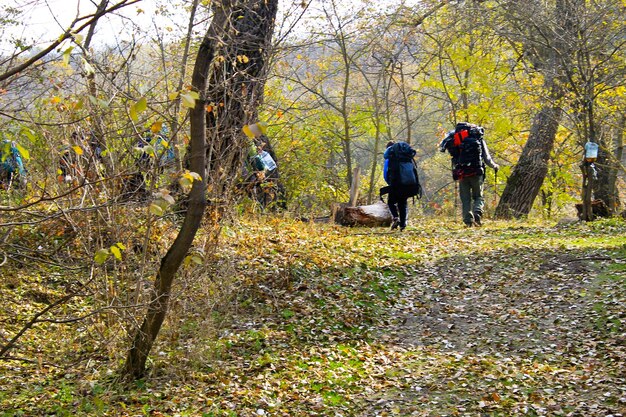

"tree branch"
[0,0,141,82]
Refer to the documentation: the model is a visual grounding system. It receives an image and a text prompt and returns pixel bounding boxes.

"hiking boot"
[464,222,473,227]
[390,217,400,230]
[474,213,482,226]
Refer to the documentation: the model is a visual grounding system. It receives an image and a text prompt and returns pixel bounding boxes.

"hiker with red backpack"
[439,122,499,227]
[382,141,422,231]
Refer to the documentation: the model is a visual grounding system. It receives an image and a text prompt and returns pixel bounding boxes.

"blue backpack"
[0,140,27,187]
[138,127,175,169]
[382,141,422,199]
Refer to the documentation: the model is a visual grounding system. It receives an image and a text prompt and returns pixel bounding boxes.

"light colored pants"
[459,175,485,225]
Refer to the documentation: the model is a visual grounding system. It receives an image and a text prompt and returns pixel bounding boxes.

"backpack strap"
[411,158,423,199]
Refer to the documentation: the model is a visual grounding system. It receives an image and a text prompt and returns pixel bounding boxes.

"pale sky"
[2,0,422,53]
[2,0,184,52]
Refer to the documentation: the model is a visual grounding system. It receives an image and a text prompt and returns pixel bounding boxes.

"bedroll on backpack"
[379,179,422,201]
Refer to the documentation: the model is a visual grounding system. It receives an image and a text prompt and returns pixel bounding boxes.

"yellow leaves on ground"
[6,217,626,415]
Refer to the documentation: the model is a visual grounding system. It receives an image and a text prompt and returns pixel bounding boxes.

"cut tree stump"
[331,201,392,227]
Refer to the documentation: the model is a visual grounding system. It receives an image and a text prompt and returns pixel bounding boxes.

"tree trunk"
[121,4,217,380]
[122,0,278,380]
[367,109,382,205]
[332,201,392,227]
[361,57,386,205]
[204,0,279,192]
[495,0,581,219]
[580,163,596,221]
[495,99,562,218]
[349,166,361,206]
[594,116,624,214]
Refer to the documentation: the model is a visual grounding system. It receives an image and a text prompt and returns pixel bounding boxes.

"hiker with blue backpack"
[0,140,27,190]
[439,122,499,227]
[382,141,422,231]
[137,126,175,171]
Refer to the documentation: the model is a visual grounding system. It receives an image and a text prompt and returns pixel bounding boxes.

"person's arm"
[439,132,453,152]
[481,139,499,170]
[383,158,390,184]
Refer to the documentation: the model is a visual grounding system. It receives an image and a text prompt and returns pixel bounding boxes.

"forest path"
[366,230,626,416]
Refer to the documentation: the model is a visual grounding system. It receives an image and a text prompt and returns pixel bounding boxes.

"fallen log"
[575,199,610,220]
[331,201,392,227]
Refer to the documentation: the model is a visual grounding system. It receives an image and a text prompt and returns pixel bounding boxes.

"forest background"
[1,0,625,415]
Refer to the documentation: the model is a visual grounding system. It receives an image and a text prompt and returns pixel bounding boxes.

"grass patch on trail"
[1,217,625,416]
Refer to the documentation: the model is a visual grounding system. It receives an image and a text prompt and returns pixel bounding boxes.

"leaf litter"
[0,217,624,416]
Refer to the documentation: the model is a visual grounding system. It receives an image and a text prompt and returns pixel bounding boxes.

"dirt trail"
[396,249,595,354]
[369,244,626,416]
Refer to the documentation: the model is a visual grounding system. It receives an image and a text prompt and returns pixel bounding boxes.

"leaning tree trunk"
[495,0,581,219]
[122,0,278,380]
[495,98,562,218]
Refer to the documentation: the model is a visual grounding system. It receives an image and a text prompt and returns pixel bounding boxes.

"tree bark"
[122,0,278,380]
[495,98,562,218]
[494,0,581,219]
[594,116,624,214]
[204,0,279,190]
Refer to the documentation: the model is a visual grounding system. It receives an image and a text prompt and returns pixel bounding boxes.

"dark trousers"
[387,191,409,227]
